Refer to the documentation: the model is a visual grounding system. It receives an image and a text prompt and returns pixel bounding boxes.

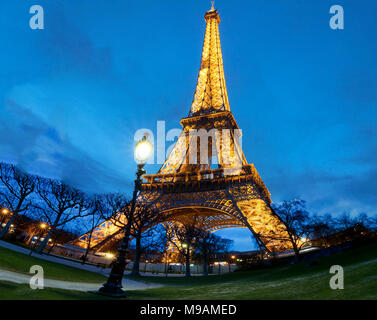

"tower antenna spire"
[211,1,215,11]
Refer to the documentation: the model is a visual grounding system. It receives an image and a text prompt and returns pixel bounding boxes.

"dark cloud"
[268,162,377,216]
[0,99,131,194]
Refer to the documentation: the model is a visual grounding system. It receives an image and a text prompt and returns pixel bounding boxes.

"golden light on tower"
[74,5,294,257]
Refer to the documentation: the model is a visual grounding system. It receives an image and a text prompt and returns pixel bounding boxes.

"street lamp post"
[97,135,153,297]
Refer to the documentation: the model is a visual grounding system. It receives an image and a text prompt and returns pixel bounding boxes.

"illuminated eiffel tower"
[76,4,292,254]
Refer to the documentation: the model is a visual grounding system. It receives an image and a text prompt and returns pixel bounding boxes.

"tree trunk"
[29,229,45,255]
[203,252,208,276]
[0,196,25,240]
[36,228,54,254]
[185,249,191,277]
[292,241,300,259]
[165,262,169,278]
[82,212,97,264]
[48,238,57,254]
[82,234,92,264]
[36,213,62,254]
[288,232,300,259]
[131,233,141,276]
[291,240,301,263]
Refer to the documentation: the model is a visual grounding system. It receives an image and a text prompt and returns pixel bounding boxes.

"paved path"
[0,240,163,291]
[0,240,208,277]
[0,269,162,291]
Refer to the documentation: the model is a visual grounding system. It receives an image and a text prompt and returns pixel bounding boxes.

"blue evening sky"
[0,1,376,250]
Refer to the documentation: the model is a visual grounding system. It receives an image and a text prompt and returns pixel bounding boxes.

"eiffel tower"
[75,4,292,254]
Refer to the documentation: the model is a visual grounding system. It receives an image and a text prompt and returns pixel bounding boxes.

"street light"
[98,135,153,297]
[0,208,10,226]
[134,136,153,163]
[105,253,115,259]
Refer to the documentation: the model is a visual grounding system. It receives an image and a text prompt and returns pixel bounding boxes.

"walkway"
[0,240,163,291]
[0,269,162,291]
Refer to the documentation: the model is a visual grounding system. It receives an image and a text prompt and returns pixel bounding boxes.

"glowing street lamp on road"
[98,135,153,297]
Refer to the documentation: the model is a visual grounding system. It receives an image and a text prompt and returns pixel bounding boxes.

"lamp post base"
[95,283,126,298]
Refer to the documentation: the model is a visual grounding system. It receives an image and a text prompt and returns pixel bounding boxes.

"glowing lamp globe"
[134,136,153,163]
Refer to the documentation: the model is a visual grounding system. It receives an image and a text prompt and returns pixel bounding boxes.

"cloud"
[0,99,131,194]
[268,163,377,217]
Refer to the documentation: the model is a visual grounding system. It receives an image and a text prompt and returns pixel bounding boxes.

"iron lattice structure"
[75,6,292,254]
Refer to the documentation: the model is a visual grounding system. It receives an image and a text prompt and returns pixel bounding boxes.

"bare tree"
[79,194,113,264]
[353,213,372,231]
[34,178,89,254]
[334,212,355,232]
[0,163,36,239]
[139,225,166,262]
[272,198,311,258]
[130,206,164,276]
[370,215,377,233]
[47,226,79,254]
[94,193,130,250]
[307,213,335,248]
[166,216,205,277]
[132,224,167,276]
[195,232,233,276]
[110,201,163,276]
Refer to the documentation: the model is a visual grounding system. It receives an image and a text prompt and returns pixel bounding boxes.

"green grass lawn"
[0,281,107,300]
[124,242,377,300]
[1,242,376,300]
[0,246,106,283]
